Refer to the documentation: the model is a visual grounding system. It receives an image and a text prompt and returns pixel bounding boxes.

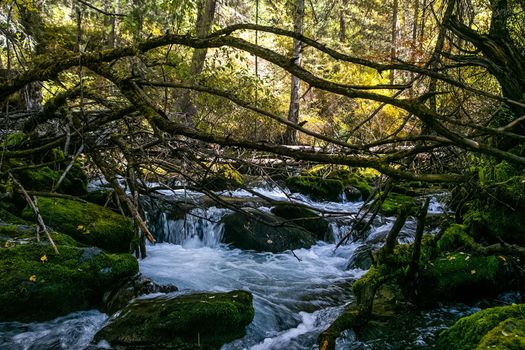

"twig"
[10,174,59,253]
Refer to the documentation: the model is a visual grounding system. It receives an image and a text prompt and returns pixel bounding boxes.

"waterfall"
[149,207,230,247]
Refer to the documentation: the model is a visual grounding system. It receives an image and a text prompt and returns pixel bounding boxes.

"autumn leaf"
[29,275,37,282]
[40,255,48,263]
[470,270,476,275]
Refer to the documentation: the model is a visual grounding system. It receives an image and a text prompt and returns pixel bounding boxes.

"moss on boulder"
[414,253,509,304]
[436,224,477,254]
[221,209,317,252]
[380,192,416,216]
[270,203,331,241]
[286,176,344,201]
[15,163,88,196]
[95,290,254,349]
[0,227,138,322]
[22,197,134,253]
[437,304,525,350]
[201,164,244,191]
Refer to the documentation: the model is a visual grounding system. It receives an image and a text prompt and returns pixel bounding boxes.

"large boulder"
[95,290,254,350]
[437,304,525,350]
[414,252,516,305]
[221,209,317,252]
[22,197,134,253]
[0,224,138,322]
[270,203,331,241]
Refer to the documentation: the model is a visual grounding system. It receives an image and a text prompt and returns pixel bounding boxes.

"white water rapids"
[1,187,465,350]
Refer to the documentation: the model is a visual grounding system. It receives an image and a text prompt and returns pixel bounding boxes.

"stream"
[0,187,490,349]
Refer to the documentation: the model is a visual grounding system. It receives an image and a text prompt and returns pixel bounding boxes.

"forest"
[0,0,524,349]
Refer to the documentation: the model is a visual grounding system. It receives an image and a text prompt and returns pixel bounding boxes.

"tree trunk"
[390,0,399,84]
[339,0,349,42]
[175,0,217,127]
[283,0,305,145]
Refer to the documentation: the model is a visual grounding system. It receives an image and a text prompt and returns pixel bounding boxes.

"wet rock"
[347,245,374,270]
[221,209,317,253]
[270,203,331,241]
[95,290,254,350]
[0,227,138,322]
[344,186,362,202]
[102,273,178,314]
[22,197,135,253]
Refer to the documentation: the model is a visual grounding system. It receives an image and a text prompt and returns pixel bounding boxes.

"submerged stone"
[22,197,135,253]
[95,290,254,349]
[221,209,317,252]
[102,273,178,315]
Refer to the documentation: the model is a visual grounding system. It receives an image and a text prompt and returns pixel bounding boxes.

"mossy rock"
[221,209,317,252]
[436,224,477,254]
[16,163,88,196]
[477,317,525,349]
[0,206,29,225]
[22,197,134,253]
[201,164,244,191]
[380,192,417,216]
[286,176,344,201]
[270,203,331,241]
[437,304,525,350]
[0,229,138,322]
[95,290,254,350]
[414,253,511,305]
[300,167,373,200]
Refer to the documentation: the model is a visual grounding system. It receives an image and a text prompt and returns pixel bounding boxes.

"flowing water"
[0,187,482,349]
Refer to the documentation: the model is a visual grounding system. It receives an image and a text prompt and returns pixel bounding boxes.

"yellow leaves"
[498,256,507,265]
[40,255,48,263]
[470,269,476,275]
[447,255,457,261]
[4,240,15,248]
[77,224,91,235]
[29,275,37,282]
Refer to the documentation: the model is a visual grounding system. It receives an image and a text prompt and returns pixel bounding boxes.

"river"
[0,186,489,349]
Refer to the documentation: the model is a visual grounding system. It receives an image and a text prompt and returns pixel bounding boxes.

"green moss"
[477,317,525,349]
[286,176,344,201]
[436,224,477,254]
[270,203,331,241]
[352,266,385,296]
[298,167,373,200]
[15,164,87,196]
[0,233,138,321]
[380,192,416,216]
[437,304,525,350]
[415,253,506,304]
[1,132,27,147]
[95,290,254,349]
[0,207,29,225]
[202,164,244,191]
[22,197,134,253]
